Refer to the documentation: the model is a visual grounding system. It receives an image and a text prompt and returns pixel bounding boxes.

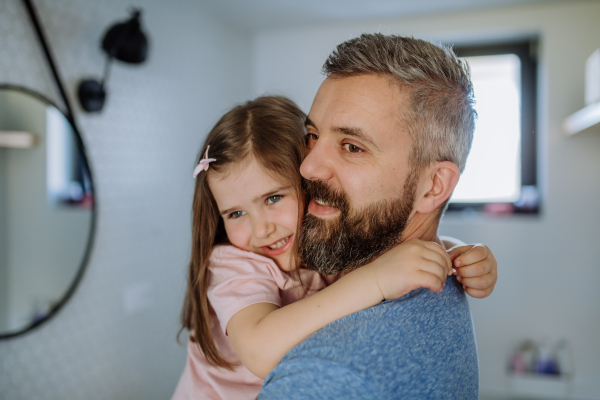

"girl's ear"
[413,161,460,215]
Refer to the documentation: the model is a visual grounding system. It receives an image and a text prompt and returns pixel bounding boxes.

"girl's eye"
[229,210,246,219]
[344,143,363,153]
[267,195,283,205]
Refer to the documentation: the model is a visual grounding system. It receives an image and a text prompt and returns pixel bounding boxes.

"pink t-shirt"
[171,245,333,400]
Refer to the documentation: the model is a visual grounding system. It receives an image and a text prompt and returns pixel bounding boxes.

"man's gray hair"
[323,33,476,173]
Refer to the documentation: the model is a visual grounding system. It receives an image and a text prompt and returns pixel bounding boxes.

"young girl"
[172,96,497,400]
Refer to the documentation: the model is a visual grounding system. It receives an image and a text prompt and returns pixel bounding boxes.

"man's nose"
[300,139,334,182]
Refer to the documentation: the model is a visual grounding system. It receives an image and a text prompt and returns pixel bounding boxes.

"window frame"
[446,39,539,214]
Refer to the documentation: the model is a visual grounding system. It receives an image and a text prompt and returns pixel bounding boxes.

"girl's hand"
[446,244,497,299]
[372,240,452,301]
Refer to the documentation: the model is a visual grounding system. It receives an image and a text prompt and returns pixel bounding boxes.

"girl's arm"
[227,240,450,379]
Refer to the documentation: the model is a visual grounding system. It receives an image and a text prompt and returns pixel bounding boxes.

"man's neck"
[399,211,442,247]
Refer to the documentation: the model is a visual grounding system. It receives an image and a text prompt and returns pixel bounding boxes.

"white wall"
[253,2,600,399]
[0,146,7,331]
[0,0,253,398]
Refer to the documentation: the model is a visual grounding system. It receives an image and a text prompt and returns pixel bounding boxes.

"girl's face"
[207,158,300,271]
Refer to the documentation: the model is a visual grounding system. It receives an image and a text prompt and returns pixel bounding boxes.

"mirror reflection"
[0,86,95,337]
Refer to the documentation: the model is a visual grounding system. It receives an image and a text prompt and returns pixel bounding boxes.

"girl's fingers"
[453,244,488,267]
[419,242,452,271]
[446,244,474,262]
[456,274,496,290]
[455,260,492,278]
[421,248,452,275]
[401,240,451,276]
[421,240,451,257]
[463,286,494,299]
[414,270,445,293]
[415,259,448,286]
[384,269,445,299]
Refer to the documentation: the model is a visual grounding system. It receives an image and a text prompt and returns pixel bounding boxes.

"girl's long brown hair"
[179,96,307,370]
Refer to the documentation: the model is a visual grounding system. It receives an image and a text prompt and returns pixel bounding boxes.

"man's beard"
[299,171,418,275]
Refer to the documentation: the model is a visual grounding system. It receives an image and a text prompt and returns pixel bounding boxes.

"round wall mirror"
[0,85,95,338]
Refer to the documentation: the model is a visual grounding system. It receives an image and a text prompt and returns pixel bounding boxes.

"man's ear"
[413,161,460,214]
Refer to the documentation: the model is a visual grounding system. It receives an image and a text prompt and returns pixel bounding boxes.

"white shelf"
[563,101,600,136]
[508,373,572,399]
[0,131,38,148]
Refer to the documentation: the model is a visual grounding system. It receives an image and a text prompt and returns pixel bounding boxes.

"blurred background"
[0,0,599,399]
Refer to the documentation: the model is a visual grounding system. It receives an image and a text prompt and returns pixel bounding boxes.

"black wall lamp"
[78,9,149,112]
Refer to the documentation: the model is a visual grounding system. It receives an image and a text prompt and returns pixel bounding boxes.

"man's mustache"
[302,179,348,211]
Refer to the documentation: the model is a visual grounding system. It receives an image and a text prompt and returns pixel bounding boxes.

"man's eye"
[305,133,318,143]
[267,195,283,204]
[344,143,363,153]
[229,210,246,219]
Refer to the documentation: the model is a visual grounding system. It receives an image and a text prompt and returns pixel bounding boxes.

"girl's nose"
[253,218,276,240]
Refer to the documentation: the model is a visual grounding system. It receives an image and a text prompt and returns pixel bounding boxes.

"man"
[259,34,491,399]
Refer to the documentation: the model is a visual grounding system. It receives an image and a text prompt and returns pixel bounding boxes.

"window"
[447,40,539,214]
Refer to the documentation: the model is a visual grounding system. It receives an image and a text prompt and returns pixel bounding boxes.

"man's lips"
[307,199,340,218]
[261,235,293,257]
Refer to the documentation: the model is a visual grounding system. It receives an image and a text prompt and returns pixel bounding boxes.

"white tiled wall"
[0,0,252,398]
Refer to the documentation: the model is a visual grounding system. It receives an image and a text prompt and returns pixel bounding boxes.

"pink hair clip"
[193,145,217,178]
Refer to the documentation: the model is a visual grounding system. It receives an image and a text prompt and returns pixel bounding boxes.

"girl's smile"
[262,234,293,257]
